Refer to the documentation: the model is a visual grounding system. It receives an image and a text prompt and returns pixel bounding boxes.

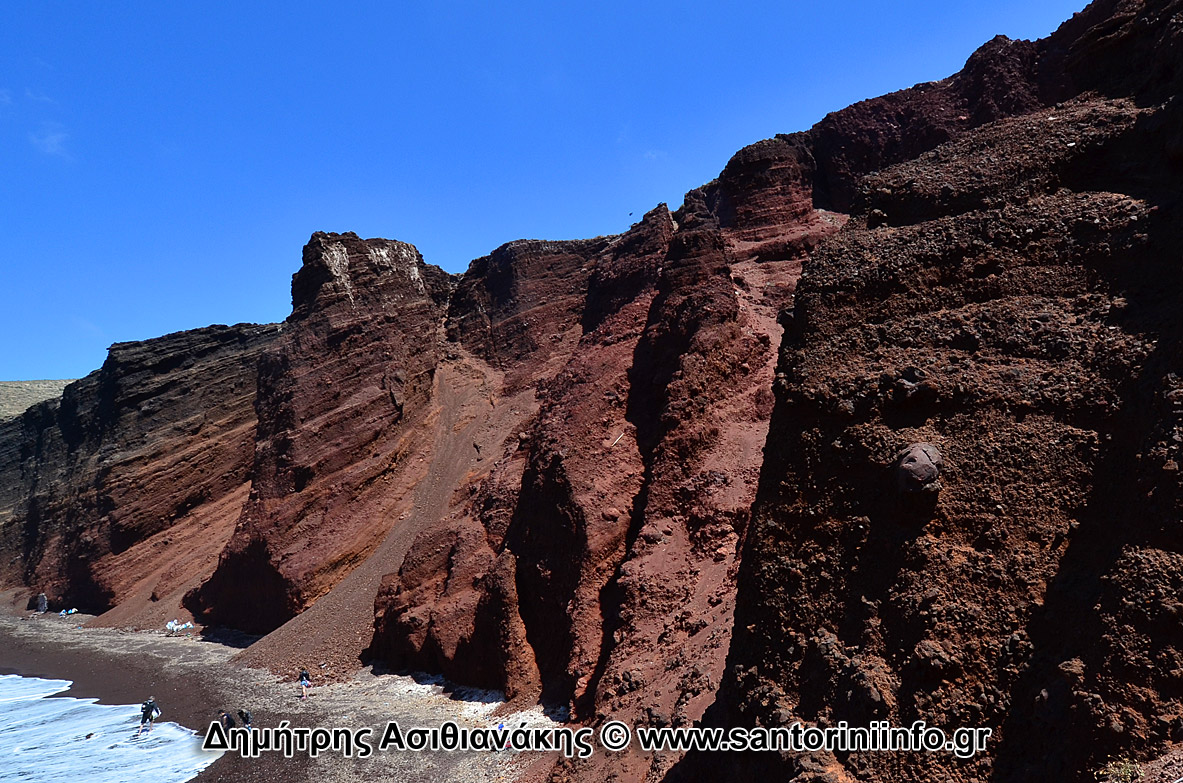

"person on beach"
[219,710,236,730]
[299,668,311,699]
[237,709,252,729]
[137,696,161,736]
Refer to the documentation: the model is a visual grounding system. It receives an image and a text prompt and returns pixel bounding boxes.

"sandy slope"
[231,355,539,682]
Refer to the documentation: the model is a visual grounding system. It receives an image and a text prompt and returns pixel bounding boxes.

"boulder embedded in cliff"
[896,442,943,494]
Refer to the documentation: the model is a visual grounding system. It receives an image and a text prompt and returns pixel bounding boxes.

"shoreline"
[0,615,228,733]
[0,612,305,783]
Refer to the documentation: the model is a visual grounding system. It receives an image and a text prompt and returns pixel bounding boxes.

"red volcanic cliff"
[688,3,1183,783]
[3,2,1183,782]
[187,233,452,633]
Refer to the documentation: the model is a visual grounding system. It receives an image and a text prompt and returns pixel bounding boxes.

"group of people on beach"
[136,667,313,737]
[218,709,253,730]
[138,697,254,735]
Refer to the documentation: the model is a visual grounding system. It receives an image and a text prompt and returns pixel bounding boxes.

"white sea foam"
[0,674,220,782]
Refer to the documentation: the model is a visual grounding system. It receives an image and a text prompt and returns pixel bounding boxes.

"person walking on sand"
[299,668,311,699]
[218,710,236,730]
[136,696,161,737]
[237,709,252,730]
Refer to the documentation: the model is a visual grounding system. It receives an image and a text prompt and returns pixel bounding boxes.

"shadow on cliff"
[184,538,297,635]
[991,182,1183,779]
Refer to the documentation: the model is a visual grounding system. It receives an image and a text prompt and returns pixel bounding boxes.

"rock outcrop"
[186,233,452,633]
[370,169,835,767]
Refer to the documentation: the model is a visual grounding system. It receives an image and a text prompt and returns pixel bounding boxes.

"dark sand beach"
[0,609,553,783]
[0,611,305,782]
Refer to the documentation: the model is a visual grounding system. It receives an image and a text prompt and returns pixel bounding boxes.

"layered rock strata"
[187,233,452,632]
[0,324,278,622]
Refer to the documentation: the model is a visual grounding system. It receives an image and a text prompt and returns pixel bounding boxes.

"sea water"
[0,674,220,782]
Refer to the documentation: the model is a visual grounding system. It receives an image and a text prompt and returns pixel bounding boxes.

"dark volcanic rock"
[896,443,943,494]
[6,4,1183,783]
[0,324,278,620]
[703,3,1183,783]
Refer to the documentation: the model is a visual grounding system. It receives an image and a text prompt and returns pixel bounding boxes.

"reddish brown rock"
[371,453,542,701]
[702,4,1183,782]
[4,4,1183,783]
[374,158,835,783]
[371,207,677,704]
[369,16,1099,777]
[186,232,452,633]
[446,237,611,390]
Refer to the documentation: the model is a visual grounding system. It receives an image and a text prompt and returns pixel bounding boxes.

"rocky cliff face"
[697,2,1183,782]
[0,324,278,623]
[366,22,1074,775]
[370,186,810,754]
[186,233,452,633]
[2,2,1181,781]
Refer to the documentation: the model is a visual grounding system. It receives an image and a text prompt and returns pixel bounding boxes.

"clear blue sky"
[1,1,1086,381]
